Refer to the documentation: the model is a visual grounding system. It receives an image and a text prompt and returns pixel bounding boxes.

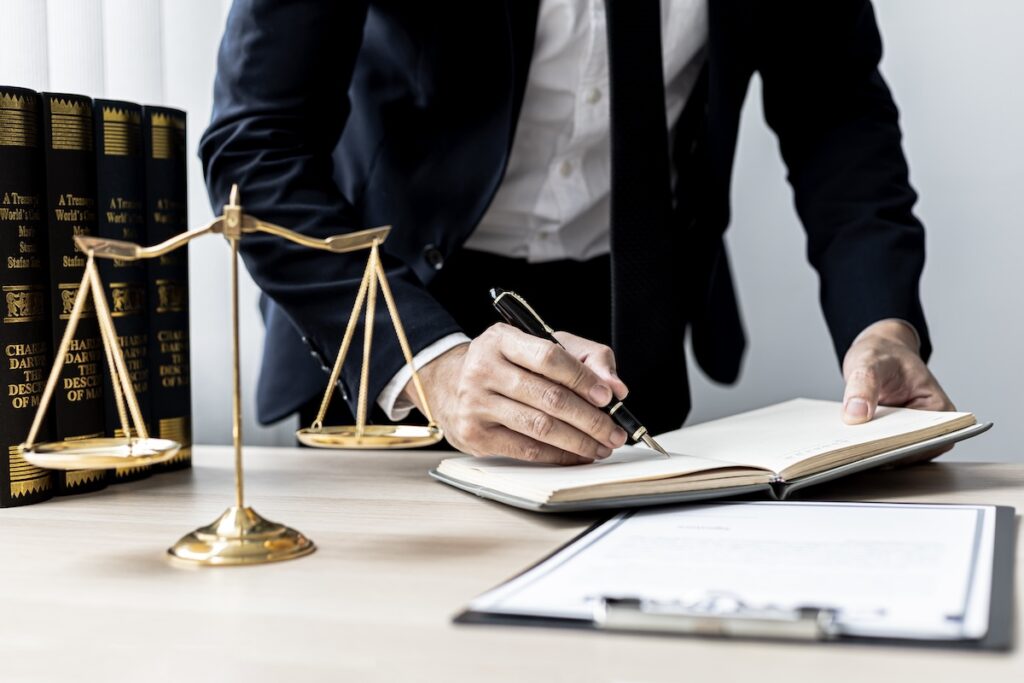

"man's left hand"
[842,320,955,429]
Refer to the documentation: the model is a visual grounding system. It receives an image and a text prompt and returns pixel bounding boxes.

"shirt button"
[423,245,445,270]
[586,88,602,104]
[559,160,573,177]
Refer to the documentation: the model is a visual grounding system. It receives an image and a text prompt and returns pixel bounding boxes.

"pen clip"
[594,595,839,641]
[491,288,557,337]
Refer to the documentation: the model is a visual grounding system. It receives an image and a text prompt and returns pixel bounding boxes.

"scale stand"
[18,185,419,565]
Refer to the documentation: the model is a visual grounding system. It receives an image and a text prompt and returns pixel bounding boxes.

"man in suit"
[201,0,953,464]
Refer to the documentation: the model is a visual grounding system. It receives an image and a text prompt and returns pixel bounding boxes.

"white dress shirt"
[379,0,709,420]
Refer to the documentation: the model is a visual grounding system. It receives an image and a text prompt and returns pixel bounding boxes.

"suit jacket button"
[424,245,444,270]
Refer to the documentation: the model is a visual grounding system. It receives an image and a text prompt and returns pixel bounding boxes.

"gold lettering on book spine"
[159,416,191,465]
[7,446,51,498]
[48,97,93,152]
[155,279,186,313]
[0,92,38,148]
[150,112,185,160]
[58,283,96,320]
[113,330,148,395]
[107,283,146,318]
[60,433,105,487]
[64,469,105,487]
[3,285,45,323]
[102,106,141,157]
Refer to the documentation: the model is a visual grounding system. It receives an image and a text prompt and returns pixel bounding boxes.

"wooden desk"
[0,447,1020,682]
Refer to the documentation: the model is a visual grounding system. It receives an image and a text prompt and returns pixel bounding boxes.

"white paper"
[653,398,976,475]
[438,446,748,502]
[437,400,977,503]
[470,501,995,641]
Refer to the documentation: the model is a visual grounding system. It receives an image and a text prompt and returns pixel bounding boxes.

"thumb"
[842,365,880,425]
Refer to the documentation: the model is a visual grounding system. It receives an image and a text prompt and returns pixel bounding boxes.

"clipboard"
[454,503,1016,650]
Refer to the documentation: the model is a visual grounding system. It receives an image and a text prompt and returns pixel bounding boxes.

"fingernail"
[596,446,613,459]
[590,384,612,405]
[845,398,869,420]
[611,428,628,447]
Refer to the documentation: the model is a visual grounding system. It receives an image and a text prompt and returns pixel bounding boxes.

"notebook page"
[653,398,975,476]
[437,447,763,502]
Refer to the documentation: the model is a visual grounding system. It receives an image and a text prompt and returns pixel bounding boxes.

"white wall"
[3,1,1021,460]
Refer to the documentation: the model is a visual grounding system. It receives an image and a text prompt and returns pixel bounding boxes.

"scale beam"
[75,219,391,261]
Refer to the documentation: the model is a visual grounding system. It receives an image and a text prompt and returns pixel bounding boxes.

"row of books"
[0,85,192,507]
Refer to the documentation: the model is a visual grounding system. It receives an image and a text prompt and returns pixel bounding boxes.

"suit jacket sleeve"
[757,0,932,362]
[200,0,462,416]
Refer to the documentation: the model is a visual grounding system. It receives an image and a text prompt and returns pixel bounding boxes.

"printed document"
[469,502,997,640]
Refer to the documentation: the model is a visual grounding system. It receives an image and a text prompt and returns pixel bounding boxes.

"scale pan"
[20,437,181,470]
[296,424,444,449]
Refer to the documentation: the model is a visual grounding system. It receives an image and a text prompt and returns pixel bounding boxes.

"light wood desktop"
[0,446,1020,682]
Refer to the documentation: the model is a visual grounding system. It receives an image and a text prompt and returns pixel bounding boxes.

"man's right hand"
[402,323,630,465]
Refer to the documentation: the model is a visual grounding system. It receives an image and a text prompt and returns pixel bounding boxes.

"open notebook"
[430,399,992,512]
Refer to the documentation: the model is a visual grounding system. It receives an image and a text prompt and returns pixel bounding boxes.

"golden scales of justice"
[19,184,443,566]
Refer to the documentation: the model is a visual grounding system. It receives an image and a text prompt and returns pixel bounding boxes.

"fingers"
[438,324,631,465]
[900,375,956,413]
[555,331,629,399]
[842,362,882,424]
[481,395,614,460]
[841,323,956,427]
[484,361,626,449]
[492,324,614,406]
[463,348,625,453]
[903,394,956,412]
[473,425,591,465]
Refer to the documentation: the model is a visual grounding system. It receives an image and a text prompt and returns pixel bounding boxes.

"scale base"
[168,506,315,566]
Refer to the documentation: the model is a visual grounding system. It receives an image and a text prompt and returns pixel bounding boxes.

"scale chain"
[354,243,380,437]
[87,256,149,440]
[312,256,375,431]
[22,264,94,448]
[374,254,436,427]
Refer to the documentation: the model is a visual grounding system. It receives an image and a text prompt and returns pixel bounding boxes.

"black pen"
[490,287,670,457]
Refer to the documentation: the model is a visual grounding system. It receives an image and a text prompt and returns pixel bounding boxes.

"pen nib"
[641,433,670,458]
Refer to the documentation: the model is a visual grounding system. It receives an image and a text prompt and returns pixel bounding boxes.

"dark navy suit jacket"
[200,0,930,429]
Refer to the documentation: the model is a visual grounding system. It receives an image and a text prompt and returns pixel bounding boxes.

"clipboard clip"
[594,594,840,641]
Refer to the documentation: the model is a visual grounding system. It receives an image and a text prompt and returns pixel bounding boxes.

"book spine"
[41,92,108,495]
[94,99,152,483]
[142,106,192,471]
[0,86,54,507]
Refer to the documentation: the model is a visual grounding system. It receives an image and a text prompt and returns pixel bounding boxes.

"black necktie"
[605,0,688,433]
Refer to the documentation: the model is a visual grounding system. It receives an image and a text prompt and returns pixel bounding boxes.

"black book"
[142,106,191,471]
[94,99,152,483]
[41,93,108,495]
[0,86,54,507]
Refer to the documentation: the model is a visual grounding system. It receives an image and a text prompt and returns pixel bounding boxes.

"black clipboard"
[454,503,1016,650]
